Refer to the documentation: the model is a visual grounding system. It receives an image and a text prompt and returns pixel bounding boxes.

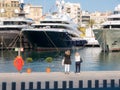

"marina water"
[0,47,120,73]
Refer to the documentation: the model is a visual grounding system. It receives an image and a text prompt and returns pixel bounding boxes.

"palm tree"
[88,19,95,28]
[77,26,86,37]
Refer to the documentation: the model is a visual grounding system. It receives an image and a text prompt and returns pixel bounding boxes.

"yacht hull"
[22,30,87,49]
[23,30,72,48]
[0,31,20,49]
[93,29,120,51]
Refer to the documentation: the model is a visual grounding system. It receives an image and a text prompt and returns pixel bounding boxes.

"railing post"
[21,82,25,90]
[103,80,107,88]
[95,80,99,88]
[2,82,6,90]
[12,82,16,90]
[54,81,58,89]
[88,80,92,88]
[79,80,83,88]
[62,81,67,89]
[29,82,33,90]
[45,81,49,89]
[119,79,120,87]
[111,79,115,88]
[37,82,41,90]
[69,81,73,89]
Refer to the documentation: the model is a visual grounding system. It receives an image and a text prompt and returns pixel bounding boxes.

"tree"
[88,19,95,28]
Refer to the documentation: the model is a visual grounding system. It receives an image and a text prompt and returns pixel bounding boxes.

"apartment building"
[64,2,81,24]
[24,4,42,23]
[90,11,112,28]
[0,0,42,23]
[81,11,90,26]
[0,0,19,18]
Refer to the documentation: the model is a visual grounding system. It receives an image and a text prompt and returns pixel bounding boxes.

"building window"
[67,8,71,13]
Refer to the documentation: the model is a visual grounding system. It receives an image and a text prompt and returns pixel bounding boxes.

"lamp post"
[18,31,22,56]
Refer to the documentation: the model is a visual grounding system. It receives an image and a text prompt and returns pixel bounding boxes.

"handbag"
[80,58,83,63]
[62,58,64,66]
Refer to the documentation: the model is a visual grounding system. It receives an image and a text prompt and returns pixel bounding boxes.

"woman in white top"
[75,52,82,73]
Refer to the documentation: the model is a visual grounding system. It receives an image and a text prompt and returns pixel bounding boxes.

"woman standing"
[75,52,82,73]
[64,50,71,74]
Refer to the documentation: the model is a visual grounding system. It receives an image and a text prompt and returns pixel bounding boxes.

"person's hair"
[66,50,70,55]
[75,52,79,56]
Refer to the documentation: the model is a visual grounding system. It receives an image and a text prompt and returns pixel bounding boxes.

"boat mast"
[18,0,25,17]
[56,0,65,14]
[19,0,24,11]
[18,0,24,56]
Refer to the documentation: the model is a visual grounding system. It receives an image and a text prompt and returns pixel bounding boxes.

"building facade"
[24,4,42,23]
[64,2,81,24]
[90,11,112,28]
[0,0,20,18]
[81,11,90,27]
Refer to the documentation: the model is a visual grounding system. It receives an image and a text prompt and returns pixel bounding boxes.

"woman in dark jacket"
[64,50,71,74]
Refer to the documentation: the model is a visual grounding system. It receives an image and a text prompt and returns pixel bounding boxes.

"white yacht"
[22,0,87,50]
[93,5,120,51]
[0,17,33,48]
[0,0,33,49]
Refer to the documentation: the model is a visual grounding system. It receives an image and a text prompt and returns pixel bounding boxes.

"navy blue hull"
[23,30,73,48]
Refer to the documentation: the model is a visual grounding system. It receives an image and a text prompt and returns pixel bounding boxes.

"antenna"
[19,0,24,11]
[18,0,26,17]
[56,0,65,14]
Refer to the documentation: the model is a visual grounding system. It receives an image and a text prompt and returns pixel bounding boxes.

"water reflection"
[98,52,120,70]
[0,47,120,72]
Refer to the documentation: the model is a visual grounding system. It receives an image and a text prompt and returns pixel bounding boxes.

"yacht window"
[114,11,120,14]
[108,18,120,21]
[68,33,77,37]
[112,25,120,28]
[33,25,70,29]
[4,21,27,25]
[103,25,120,28]
[21,21,27,25]
[46,26,50,28]
[51,25,70,29]
[0,28,21,31]
[40,21,69,24]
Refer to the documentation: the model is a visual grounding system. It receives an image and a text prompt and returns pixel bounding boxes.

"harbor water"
[0,47,120,73]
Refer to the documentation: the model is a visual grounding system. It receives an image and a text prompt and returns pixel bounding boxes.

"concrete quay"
[0,71,120,90]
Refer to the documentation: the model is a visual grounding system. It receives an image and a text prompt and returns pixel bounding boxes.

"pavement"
[0,71,120,90]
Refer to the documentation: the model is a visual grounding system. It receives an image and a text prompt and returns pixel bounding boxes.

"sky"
[24,0,120,13]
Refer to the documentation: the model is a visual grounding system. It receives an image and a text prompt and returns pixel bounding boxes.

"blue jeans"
[75,61,81,73]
